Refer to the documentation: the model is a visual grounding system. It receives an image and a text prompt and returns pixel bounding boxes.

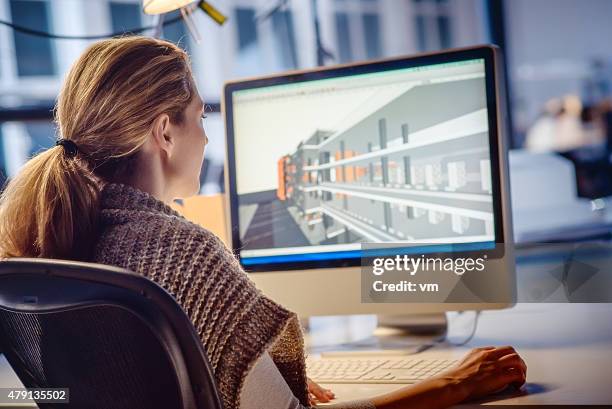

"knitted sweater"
[91,183,310,409]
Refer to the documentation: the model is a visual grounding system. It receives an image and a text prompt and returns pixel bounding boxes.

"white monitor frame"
[222,45,515,318]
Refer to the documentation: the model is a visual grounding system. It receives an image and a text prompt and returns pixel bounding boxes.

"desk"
[2,253,612,407]
[309,303,612,406]
[1,310,611,407]
[4,304,610,407]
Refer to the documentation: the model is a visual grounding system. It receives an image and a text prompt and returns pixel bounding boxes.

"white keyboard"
[307,358,458,384]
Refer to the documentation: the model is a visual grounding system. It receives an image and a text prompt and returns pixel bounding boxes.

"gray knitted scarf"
[91,183,310,409]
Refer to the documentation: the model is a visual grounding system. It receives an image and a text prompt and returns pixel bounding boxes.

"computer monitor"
[222,45,515,318]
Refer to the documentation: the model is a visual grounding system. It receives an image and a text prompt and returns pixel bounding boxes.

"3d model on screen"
[238,77,495,251]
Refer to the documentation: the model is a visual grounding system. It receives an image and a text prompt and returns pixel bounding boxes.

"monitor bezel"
[223,45,506,273]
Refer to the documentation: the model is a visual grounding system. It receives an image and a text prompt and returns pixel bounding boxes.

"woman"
[0,37,526,409]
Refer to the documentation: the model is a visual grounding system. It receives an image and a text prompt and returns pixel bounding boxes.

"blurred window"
[334,11,351,62]
[362,13,381,60]
[109,1,141,34]
[235,7,257,51]
[271,10,298,69]
[0,120,55,179]
[0,0,490,195]
[10,0,55,76]
[333,0,382,63]
[162,9,190,51]
[412,0,453,52]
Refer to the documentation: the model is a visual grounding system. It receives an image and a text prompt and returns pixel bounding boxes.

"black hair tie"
[55,139,79,158]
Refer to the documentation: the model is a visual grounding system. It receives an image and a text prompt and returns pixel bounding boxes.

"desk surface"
[2,270,612,409]
[1,305,611,407]
[308,303,612,406]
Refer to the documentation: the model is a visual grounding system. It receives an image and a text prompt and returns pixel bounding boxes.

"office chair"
[0,258,223,409]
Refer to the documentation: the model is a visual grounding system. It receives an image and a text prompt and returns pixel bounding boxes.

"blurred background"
[1,0,611,243]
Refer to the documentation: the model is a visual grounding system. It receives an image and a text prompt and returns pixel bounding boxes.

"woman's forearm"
[369,346,527,409]
[369,376,467,409]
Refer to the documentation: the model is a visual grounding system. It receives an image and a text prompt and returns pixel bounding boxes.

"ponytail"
[0,145,99,260]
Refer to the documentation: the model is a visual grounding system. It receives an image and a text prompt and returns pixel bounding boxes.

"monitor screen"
[224,48,503,270]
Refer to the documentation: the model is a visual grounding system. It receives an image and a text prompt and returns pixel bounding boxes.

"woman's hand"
[371,346,526,409]
[307,377,335,404]
[441,346,527,401]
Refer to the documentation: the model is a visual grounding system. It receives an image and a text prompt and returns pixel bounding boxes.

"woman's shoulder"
[93,209,246,294]
[98,208,228,259]
[98,182,228,251]
[95,184,236,270]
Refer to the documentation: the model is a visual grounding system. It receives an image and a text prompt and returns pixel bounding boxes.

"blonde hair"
[0,36,195,260]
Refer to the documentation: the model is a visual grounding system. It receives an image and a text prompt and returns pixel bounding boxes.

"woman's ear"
[151,113,175,159]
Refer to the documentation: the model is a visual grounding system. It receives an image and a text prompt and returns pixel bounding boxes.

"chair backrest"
[0,258,223,409]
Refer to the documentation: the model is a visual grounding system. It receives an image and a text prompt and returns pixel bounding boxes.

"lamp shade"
[142,0,194,14]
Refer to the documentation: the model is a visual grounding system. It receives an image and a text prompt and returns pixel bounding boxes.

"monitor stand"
[360,313,448,353]
[307,313,447,355]
[377,313,447,336]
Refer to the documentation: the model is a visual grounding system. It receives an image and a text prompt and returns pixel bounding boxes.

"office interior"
[0,0,611,407]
